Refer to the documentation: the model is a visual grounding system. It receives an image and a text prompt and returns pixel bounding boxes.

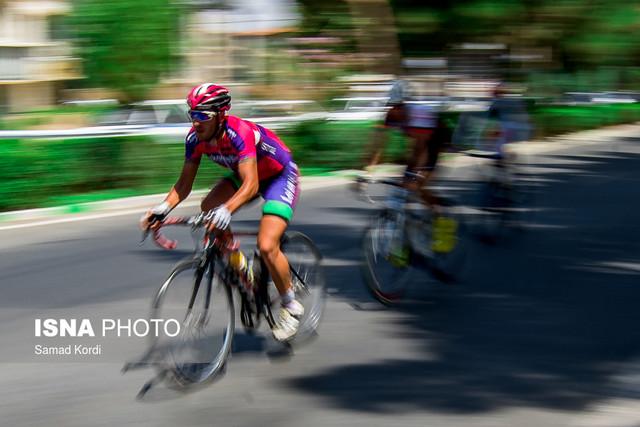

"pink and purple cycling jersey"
[184,115,299,221]
[185,115,292,180]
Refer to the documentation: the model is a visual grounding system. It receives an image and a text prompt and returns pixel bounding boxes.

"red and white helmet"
[186,83,231,112]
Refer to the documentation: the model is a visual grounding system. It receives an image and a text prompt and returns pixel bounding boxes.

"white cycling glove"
[206,205,232,230]
[140,201,172,229]
[151,201,172,216]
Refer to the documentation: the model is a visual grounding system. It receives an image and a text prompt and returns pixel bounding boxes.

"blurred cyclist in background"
[362,78,450,209]
[140,83,303,341]
[485,82,533,161]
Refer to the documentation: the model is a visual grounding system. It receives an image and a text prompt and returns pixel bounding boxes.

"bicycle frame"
[127,216,325,394]
[359,176,466,283]
[145,215,317,332]
[383,205,433,273]
[200,233,278,331]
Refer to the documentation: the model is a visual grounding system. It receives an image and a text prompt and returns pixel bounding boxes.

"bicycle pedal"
[136,370,167,399]
[137,381,154,399]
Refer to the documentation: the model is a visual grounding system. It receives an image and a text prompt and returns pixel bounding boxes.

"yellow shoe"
[388,246,410,268]
[431,216,458,253]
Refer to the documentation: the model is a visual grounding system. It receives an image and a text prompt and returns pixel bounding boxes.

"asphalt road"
[1,129,639,427]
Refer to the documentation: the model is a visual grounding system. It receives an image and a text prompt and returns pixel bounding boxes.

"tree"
[295,0,401,74]
[70,0,182,103]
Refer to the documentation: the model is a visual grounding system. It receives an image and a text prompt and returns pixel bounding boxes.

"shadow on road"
[282,148,640,414]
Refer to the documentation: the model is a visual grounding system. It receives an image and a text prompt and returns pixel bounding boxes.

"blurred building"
[154,0,301,100]
[0,0,82,112]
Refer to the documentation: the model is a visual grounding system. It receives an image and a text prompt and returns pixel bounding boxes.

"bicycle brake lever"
[139,228,150,246]
[140,214,165,243]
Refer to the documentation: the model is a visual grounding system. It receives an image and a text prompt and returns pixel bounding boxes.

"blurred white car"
[327,97,388,121]
[444,97,491,112]
[231,100,327,130]
[591,92,638,104]
[98,99,188,126]
[96,99,326,138]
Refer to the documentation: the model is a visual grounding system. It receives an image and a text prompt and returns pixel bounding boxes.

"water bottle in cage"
[229,250,254,292]
[249,250,262,288]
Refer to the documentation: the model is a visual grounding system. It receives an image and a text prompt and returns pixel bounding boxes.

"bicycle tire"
[280,231,325,342]
[361,209,415,305]
[149,258,235,387]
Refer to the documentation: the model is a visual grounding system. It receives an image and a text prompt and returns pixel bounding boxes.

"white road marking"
[0,180,349,231]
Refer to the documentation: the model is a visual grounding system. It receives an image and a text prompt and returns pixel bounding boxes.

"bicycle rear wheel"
[280,231,325,342]
[362,209,415,305]
[150,258,234,387]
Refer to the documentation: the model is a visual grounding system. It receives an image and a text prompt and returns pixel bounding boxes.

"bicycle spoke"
[280,232,325,342]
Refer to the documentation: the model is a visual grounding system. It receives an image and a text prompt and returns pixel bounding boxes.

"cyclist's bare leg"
[405,170,440,214]
[261,214,303,340]
[257,215,291,296]
[405,130,444,212]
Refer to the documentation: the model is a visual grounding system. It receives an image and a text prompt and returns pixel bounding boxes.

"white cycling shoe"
[272,300,305,342]
[283,299,305,317]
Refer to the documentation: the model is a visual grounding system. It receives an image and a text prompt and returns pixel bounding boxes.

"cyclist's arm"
[222,158,259,214]
[363,105,404,169]
[363,125,388,169]
[164,158,201,209]
[406,130,431,172]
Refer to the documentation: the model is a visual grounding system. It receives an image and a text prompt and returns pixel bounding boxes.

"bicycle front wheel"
[150,258,234,387]
[362,209,415,305]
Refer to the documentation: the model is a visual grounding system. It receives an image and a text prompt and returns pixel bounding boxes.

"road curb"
[0,175,351,228]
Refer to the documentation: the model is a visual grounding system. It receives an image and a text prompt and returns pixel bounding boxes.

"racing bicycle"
[127,212,324,392]
[356,176,468,305]
[464,149,536,243]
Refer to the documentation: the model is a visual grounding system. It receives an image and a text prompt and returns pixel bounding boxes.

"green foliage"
[281,120,407,170]
[453,0,526,21]
[296,0,354,37]
[69,0,182,103]
[532,104,640,137]
[386,0,640,84]
[0,135,224,211]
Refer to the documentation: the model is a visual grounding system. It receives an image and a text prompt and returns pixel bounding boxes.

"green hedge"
[531,103,640,136]
[281,120,408,170]
[0,136,222,211]
[1,103,639,212]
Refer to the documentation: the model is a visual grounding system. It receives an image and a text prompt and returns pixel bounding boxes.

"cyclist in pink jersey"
[140,83,302,341]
